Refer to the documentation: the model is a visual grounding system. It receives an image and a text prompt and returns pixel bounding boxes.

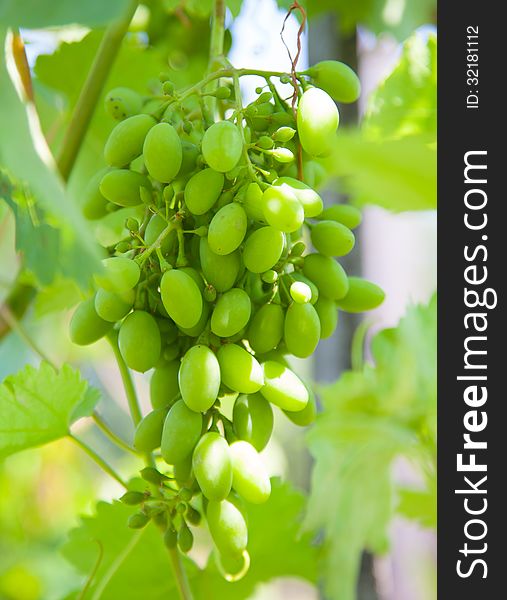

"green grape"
[160,269,203,329]
[242,182,266,222]
[199,238,241,292]
[134,407,167,451]
[317,204,362,229]
[233,393,273,451]
[211,289,251,338]
[262,185,304,233]
[118,310,161,372]
[69,297,112,345]
[144,214,176,255]
[173,454,193,487]
[270,147,294,163]
[242,227,284,273]
[303,160,327,190]
[306,60,361,103]
[314,296,338,338]
[179,345,220,412]
[230,441,271,504]
[260,361,308,411]
[217,344,264,394]
[143,122,182,183]
[82,168,110,219]
[272,126,296,142]
[303,253,349,300]
[104,114,156,167]
[178,140,199,176]
[128,512,149,529]
[164,526,178,549]
[311,220,355,257]
[202,121,243,173]
[297,87,339,157]
[178,522,194,553]
[208,203,247,255]
[250,101,274,130]
[94,287,134,322]
[273,176,323,218]
[184,168,224,215]
[105,87,143,120]
[150,361,180,409]
[95,256,140,293]
[193,432,232,501]
[284,302,320,358]
[287,273,319,304]
[336,277,385,312]
[207,497,248,556]
[283,384,317,426]
[120,491,145,505]
[215,549,250,582]
[290,281,312,304]
[178,301,210,338]
[247,303,284,354]
[99,169,151,207]
[161,400,202,464]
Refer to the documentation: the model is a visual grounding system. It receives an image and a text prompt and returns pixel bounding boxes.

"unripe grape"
[202,121,243,173]
[120,491,145,505]
[317,204,362,229]
[290,281,312,304]
[160,269,203,329]
[261,270,278,284]
[247,303,284,354]
[261,361,308,411]
[104,114,155,167]
[283,383,317,426]
[272,126,296,142]
[297,87,339,157]
[94,288,134,322]
[217,344,264,394]
[211,289,251,338]
[184,168,224,215]
[193,432,232,501]
[233,392,273,451]
[311,220,355,257]
[178,141,199,176]
[150,361,180,409]
[269,147,294,163]
[242,182,266,222]
[164,525,178,549]
[208,203,247,255]
[243,226,285,273]
[284,302,321,358]
[95,256,140,293]
[179,345,220,412]
[100,169,151,207]
[303,253,349,300]
[161,400,202,464]
[307,60,361,103]
[207,497,248,556]
[82,168,110,219]
[314,296,338,338]
[215,549,250,582]
[186,506,201,526]
[69,297,112,346]
[256,135,274,149]
[336,277,385,312]
[178,522,194,553]
[262,185,304,233]
[274,176,323,218]
[288,273,319,305]
[119,311,161,372]
[104,87,143,121]
[143,122,182,183]
[144,214,176,255]
[134,407,167,451]
[214,86,232,99]
[128,512,149,529]
[178,301,210,338]
[200,238,240,292]
[230,441,271,504]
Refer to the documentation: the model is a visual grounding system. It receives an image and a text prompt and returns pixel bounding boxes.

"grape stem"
[70,434,128,488]
[92,412,139,456]
[136,219,179,266]
[56,0,139,180]
[168,547,194,600]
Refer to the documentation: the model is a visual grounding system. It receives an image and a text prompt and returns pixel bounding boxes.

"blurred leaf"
[304,296,436,600]
[0,0,130,28]
[364,33,437,140]
[397,485,436,529]
[0,362,100,458]
[34,278,82,317]
[325,132,436,211]
[0,28,101,287]
[192,479,318,598]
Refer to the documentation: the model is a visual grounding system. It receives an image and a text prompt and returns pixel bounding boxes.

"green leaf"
[0,0,130,28]
[304,297,436,600]
[397,486,436,529]
[33,277,82,318]
[192,479,318,599]
[0,362,100,458]
[364,33,437,140]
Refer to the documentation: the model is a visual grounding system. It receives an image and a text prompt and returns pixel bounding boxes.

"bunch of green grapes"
[70,59,384,580]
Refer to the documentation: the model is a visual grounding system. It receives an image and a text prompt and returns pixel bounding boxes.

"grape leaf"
[364,33,437,141]
[34,278,82,318]
[304,297,436,600]
[0,362,100,458]
[397,485,437,529]
[0,0,130,28]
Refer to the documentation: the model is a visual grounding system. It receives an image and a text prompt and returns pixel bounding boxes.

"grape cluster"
[70,60,384,580]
